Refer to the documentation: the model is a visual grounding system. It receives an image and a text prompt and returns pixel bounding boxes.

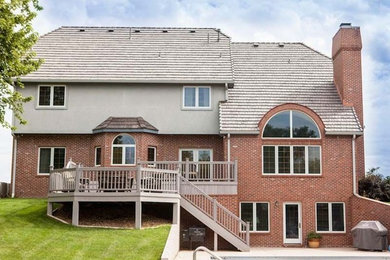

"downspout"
[352,134,357,195]
[11,135,17,198]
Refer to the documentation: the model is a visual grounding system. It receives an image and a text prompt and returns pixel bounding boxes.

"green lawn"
[0,199,170,260]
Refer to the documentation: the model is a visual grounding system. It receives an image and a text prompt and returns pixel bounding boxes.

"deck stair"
[179,176,250,252]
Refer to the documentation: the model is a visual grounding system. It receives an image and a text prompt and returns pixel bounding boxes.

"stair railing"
[180,176,250,246]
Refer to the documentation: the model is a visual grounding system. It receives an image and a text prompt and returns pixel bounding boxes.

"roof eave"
[92,128,158,134]
[325,131,364,136]
[220,130,260,135]
[20,78,235,85]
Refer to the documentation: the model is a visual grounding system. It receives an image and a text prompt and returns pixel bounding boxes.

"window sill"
[262,174,322,178]
[181,107,212,111]
[316,231,346,234]
[36,106,67,110]
[37,173,50,176]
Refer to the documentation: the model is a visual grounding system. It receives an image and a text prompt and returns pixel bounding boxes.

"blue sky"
[0,0,389,181]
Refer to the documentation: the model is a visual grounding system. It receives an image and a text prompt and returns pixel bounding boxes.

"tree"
[0,0,43,129]
[359,167,390,202]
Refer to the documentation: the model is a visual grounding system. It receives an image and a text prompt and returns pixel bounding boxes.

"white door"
[283,202,302,244]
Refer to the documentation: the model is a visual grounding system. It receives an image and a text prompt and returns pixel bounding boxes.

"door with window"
[283,202,302,244]
[179,149,212,181]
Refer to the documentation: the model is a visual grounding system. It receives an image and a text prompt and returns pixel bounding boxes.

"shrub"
[358,168,390,202]
[307,231,322,240]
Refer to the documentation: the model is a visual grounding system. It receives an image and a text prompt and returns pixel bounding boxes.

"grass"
[0,199,170,260]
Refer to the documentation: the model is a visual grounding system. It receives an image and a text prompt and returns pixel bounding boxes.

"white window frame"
[95,147,102,166]
[111,134,136,166]
[262,145,322,175]
[179,149,213,162]
[262,110,321,139]
[37,85,67,108]
[37,147,66,175]
[315,202,346,233]
[182,86,211,109]
[147,146,157,166]
[239,202,270,233]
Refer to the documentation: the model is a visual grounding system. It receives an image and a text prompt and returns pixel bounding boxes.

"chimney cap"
[340,23,352,28]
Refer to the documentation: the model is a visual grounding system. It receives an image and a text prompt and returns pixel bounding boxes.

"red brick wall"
[12,133,223,197]
[220,104,356,247]
[350,195,390,242]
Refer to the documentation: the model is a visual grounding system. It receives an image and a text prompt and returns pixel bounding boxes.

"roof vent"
[278,43,285,47]
[79,29,85,32]
[190,30,196,33]
[253,43,259,47]
[340,22,352,28]
[134,29,140,33]
[107,29,114,32]
[162,30,168,33]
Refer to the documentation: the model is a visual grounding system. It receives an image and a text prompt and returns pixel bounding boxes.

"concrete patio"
[177,247,390,260]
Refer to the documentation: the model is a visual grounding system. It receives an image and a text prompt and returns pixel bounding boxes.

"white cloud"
[1,0,389,181]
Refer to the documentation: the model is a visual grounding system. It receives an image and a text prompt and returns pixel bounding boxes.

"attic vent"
[253,43,259,47]
[190,30,196,33]
[107,29,114,32]
[79,29,85,32]
[162,30,168,33]
[278,43,285,47]
[134,30,140,33]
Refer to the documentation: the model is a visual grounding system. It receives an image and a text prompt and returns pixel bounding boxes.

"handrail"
[193,246,222,260]
[180,176,250,245]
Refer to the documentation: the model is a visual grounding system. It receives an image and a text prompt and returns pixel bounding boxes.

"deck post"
[72,200,79,226]
[214,232,218,251]
[136,164,141,192]
[135,199,142,229]
[246,222,250,245]
[47,201,53,216]
[234,159,238,182]
[185,158,189,179]
[75,166,81,192]
[172,202,180,224]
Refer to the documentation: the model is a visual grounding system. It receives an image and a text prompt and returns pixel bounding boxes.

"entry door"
[283,202,302,244]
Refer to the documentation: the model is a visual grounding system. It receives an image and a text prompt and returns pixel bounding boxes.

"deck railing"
[49,166,179,193]
[180,176,250,246]
[138,160,237,182]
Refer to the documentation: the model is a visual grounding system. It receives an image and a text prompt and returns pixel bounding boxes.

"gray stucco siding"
[14,83,226,134]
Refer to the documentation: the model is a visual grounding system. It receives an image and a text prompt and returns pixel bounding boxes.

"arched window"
[112,134,136,165]
[263,110,320,138]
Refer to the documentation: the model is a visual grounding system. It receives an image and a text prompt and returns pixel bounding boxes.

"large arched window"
[262,110,321,175]
[112,134,136,165]
[263,110,320,138]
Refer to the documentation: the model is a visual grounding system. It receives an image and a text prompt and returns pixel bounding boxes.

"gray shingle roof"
[220,42,363,134]
[93,117,158,134]
[22,26,234,84]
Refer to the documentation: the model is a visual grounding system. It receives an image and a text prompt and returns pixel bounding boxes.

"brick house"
[10,24,390,250]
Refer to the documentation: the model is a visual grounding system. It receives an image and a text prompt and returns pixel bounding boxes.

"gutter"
[352,134,357,195]
[11,135,17,198]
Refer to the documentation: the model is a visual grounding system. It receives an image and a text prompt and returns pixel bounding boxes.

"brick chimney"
[332,23,365,182]
[332,23,363,124]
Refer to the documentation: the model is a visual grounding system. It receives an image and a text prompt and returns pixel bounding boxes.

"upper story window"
[183,86,211,109]
[38,85,66,107]
[112,134,136,165]
[263,110,320,138]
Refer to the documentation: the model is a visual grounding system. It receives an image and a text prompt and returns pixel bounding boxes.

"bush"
[358,168,390,202]
[307,231,322,240]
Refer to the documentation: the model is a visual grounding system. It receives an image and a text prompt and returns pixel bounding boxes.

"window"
[147,147,156,164]
[38,85,66,107]
[316,202,345,232]
[240,202,269,232]
[38,147,66,174]
[95,147,101,166]
[263,110,320,138]
[183,86,211,109]
[112,135,136,165]
[263,145,321,175]
[179,149,212,162]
